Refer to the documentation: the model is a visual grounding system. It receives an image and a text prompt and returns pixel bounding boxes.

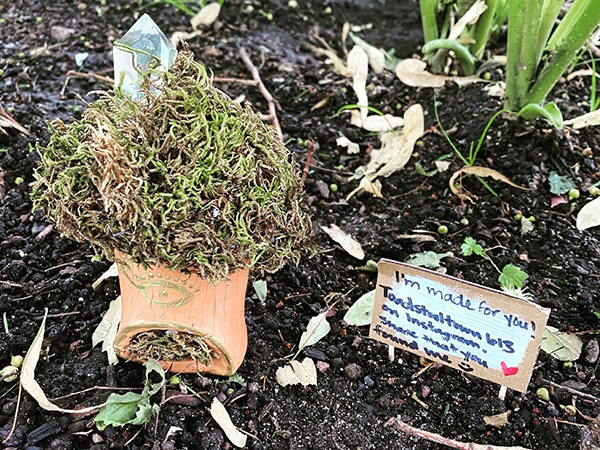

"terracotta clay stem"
[239,47,283,141]
[385,418,532,450]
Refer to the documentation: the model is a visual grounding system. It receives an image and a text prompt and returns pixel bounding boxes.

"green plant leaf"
[498,264,528,290]
[253,280,267,301]
[595,312,600,320]
[94,360,164,430]
[405,251,453,270]
[343,290,375,326]
[460,237,485,257]
[541,326,583,361]
[517,102,563,129]
[548,171,576,195]
[298,312,330,351]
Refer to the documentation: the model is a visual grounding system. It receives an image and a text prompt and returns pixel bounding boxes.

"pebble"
[315,180,330,199]
[327,345,340,357]
[315,361,330,373]
[364,375,375,387]
[304,348,328,361]
[50,26,75,41]
[421,385,431,398]
[161,441,176,450]
[352,336,363,348]
[585,340,599,364]
[331,357,343,368]
[344,363,362,380]
[92,434,103,443]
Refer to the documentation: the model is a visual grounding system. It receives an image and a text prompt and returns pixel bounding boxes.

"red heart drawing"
[500,361,519,376]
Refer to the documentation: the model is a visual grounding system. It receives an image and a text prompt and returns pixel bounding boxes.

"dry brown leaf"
[358,177,383,197]
[564,110,600,129]
[190,2,221,30]
[310,95,331,111]
[310,45,352,77]
[210,397,247,448]
[275,358,318,387]
[341,22,350,56]
[395,59,482,88]
[577,197,600,230]
[0,107,31,136]
[434,160,451,172]
[396,233,436,243]
[448,0,488,40]
[336,135,360,154]
[449,166,531,202]
[349,112,404,132]
[91,296,121,365]
[170,30,203,46]
[22,308,105,413]
[348,46,369,122]
[376,104,425,178]
[321,224,365,260]
[484,81,505,98]
[92,262,119,290]
[483,410,511,428]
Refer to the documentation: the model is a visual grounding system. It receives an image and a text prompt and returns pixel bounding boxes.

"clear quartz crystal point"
[113,13,177,99]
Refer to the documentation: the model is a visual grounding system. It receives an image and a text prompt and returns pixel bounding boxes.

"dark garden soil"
[1,1,600,449]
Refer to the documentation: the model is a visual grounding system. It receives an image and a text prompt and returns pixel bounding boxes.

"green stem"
[419,0,439,44]
[422,39,476,75]
[546,0,588,51]
[504,0,525,110]
[525,2,600,105]
[471,0,499,60]
[515,1,543,108]
[537,0,564,63]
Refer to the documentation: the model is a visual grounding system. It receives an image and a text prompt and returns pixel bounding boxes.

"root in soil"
[127,330,217,365]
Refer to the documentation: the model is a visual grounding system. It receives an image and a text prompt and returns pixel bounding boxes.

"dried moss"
[32,49,312,281]
[127,330,215,365]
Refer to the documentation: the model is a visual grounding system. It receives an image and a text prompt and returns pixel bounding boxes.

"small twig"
[124,426,144,447]
[239,47,283,141]
[541,378,600,403]
[300,140,314,185]
[35,224,54,241]
[43,260,86,272]
[49,385,142,402]
[65,70,114,84]
[0,280,23,288]
[213,76,258,86]
[33,311,80,320]
[385,418,532,450]
[2,382,22,444]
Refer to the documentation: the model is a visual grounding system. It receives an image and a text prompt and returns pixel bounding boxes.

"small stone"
[351,336,363,348]
[92,434,103,443]
[344,363,362,380]
[577,371,587,381]
[315,180,330,199]
[421,385,431,398]
[331,357,343,368]
[561,380,587,391]
[363,376,375,387]
[304,348,328,361]
[326,345,340,357]
[315,361,330,373]
[585,340,599,364]
[50,26,75,41]
[162,441,176,450]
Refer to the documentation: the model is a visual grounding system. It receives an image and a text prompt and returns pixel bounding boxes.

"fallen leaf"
[564,110,600,129]
[92,263,119,290]
[395,59,482,88]
[349,112,404,132]
[350,33,385,73]
[275,358,317,387]
[548,171,576,195]
[577,197,600,230]
[449,166,530,202]
[541,326,583,361]
[551,195,568,208]
[321,224,365,260]
[210,397,247,448]
[170,30,203,46]
[92,296,121,365]
[483,410,511,428]
[343,290,375,326]
[434,160,452,172]
[336,135,360,154]
[190,2,221,29]
[347,46,369,122]
[405,251,453,270]
[396,233,436,243]
[448,0,488,40]
[358,177,383,198]
[0,106,31,136]
[310,95,331,111]
[299,311,331,351]
[22,308,105,413]
[253,280,267,301]
[310,45,352,77]
[484,81,505,98]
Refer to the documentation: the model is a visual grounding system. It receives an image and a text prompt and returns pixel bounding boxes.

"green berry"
[513,213,522,221]
[536,387,549,401]
[324,6,333,13]
[10,355,23,368]
[169,376,180,386]
[565,405,577,416]
[563,361,573,369]
[482,72,491,80]
[589,186,600,197]
[527,216,535,222]
[18,52,25,58]
[437,225,448,235]
[460,218,469,226]
[330,183,338,193]
[14,177,24,185]
[226,388,234,396]
[0,366,18,382]
[568,189,580,200]
[0,69,4,76]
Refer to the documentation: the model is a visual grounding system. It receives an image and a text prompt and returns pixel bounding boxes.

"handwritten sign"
[369,259,550,392]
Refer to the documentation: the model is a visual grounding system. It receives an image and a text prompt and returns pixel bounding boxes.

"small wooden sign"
[369,259,551,392]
